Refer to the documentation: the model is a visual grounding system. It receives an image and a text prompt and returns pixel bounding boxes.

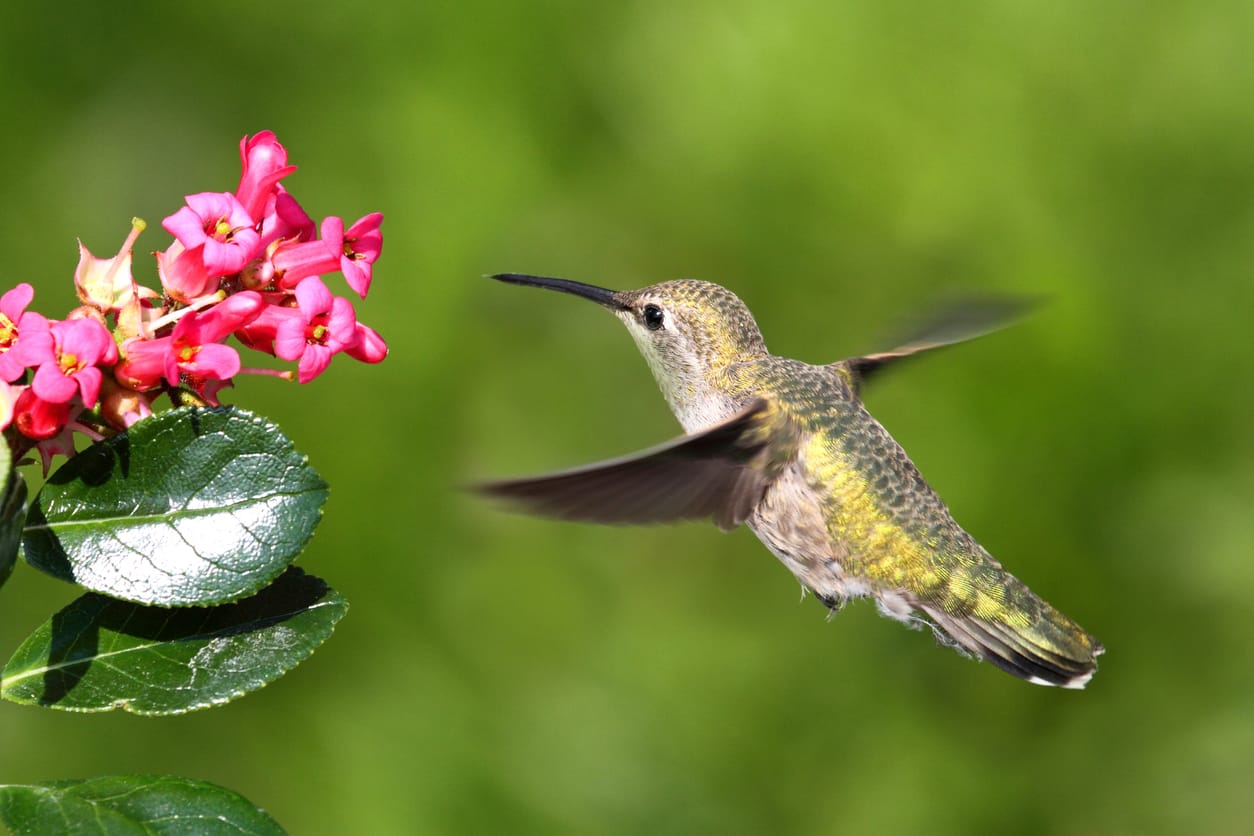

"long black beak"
[490,273,628,310]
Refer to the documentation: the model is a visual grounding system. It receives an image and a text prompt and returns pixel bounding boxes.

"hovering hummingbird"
[480,273,1103,687]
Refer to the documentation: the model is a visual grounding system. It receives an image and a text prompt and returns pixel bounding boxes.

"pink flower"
[30,318,119,407]
[345,322,388,364]
[3,315,53,380]
[322,213,383,298]
[179,291,266,345]
[0,284,34,338]
[74,240,134,313]
[13,386,71,441]
[156,241,217,303]
[163,192,261,277]
[165,292,264,386]
[270,235,341,291]
[0,133,393,472]
[114,335,170,391]
[167,329,242,386]
[251,210,377,293]
[257,188,317,253]
[232,295,295,355]
[99,377,154,430]
[274,278,359,383]
[0,283,52,382]
[117,292,264,393]
[235,132,297,224]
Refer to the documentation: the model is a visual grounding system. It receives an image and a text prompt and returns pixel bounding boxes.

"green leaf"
[0,775,284,835]
[0,441,24,592]
[0,568,346,714]
[23,407,328,606]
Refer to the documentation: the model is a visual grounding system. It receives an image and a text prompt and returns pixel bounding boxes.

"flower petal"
[236,131,297,222]
[0,283,34,322]
[297,344,332,383]
[162,205,209,249]
[326,297,358,349]
[340,257,371,298]
[115,337,172,391]
[345,323,388,364]
[185,291,266,345]
[75,365,104,408]
[274,317,308,362]
[294,276,333,316]
[31,362,79,404]
[181,342,242,380]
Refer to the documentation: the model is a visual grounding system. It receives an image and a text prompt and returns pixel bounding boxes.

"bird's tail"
[921,576,1103,688]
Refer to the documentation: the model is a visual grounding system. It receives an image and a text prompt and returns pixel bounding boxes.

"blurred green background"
[2,1,1252,833]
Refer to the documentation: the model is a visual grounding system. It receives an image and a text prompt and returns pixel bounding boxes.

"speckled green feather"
[728,353,1100,683]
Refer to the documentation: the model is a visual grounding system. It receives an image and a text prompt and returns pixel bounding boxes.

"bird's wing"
[477,397,799,531]
[833,294,1036,394]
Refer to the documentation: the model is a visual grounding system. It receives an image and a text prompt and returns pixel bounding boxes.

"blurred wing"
[477,397,795,531]
[836,293,1038,393]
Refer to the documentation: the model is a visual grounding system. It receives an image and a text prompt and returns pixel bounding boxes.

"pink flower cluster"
[0,132,387,470]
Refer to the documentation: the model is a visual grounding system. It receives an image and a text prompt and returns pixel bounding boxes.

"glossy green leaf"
[0,775,284,835]
[0,441,23,591]
[23,407,328,606]
[0,568,346,714]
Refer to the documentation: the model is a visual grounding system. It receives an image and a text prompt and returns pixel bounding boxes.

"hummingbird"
[480,273,1103,688]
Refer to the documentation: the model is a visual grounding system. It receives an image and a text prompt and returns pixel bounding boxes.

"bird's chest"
[748,457,867,601]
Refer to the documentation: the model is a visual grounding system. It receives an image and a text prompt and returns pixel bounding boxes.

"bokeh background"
[2,2,1252,833]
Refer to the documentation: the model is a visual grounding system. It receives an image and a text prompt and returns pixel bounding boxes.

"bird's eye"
[642,304,665,331]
